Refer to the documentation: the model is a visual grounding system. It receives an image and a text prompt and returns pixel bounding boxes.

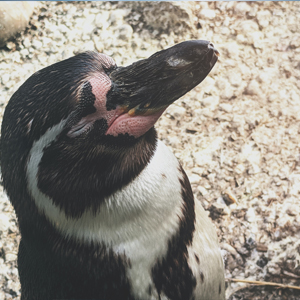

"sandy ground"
[0,2,299,299]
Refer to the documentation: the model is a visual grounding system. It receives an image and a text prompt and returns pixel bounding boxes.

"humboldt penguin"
[1,40,225,300]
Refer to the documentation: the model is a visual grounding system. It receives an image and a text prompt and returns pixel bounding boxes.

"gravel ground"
[0,2,300,300]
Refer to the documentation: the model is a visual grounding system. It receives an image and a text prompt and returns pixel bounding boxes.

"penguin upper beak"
[106,40,219,116]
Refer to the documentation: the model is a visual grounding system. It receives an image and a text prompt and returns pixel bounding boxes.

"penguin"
[1,40,225,300]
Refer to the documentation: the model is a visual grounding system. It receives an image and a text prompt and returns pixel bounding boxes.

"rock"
[0,213,10,232]
[226,43,240,59]
[201,96,219,109]
[267,263,281,275]
[245,80,261,96]
[219,103,233,113]
[115,24,133,41]
[239,20,259,36]
[222,189,238,205]
[137,2,195,35]
[234,2,251,15]
[216,78,234,99]
[0,291,5,300]
[235,164,246,175]
[194,151,212,167]
[209,202,229,218]
[108,10,125,27]
[245,207,256,223]
[166,105,186,118]
[227,71,242,87]
[197,186,208,197]
[290,35,300,48]
[256,10,271,28]
[5,253,17,262]
[0,2,37,47]
[188,173,201,184]
[199,8,216,20]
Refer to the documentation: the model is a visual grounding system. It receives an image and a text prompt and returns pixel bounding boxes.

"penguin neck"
[28,125,158,219]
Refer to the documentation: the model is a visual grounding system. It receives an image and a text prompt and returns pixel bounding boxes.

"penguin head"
[1,40,218,217]
[3,40,219,147]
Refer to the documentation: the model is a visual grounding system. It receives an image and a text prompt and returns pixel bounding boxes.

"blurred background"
[0,2,299,299]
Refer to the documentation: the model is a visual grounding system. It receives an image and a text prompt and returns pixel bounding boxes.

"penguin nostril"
[208,42,214,49]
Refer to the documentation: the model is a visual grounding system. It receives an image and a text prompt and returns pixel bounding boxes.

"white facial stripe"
[26,135,184,300]
[27,119,67,220]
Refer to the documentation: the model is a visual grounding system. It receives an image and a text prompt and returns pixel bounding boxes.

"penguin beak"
[106,40,219,116]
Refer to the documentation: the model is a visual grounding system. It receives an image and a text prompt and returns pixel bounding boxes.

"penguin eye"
[67,121,94,138]
[66,81,97,138]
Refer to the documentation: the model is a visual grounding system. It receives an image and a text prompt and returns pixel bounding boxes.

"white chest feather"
[187,199,225,300]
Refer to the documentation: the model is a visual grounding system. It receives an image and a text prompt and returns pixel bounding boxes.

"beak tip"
[208,42,220,57]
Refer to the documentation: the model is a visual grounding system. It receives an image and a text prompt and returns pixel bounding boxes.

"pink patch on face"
[72,68,165,139]
[72,76,120,129]
[90,75,166,138]
[106,109,165,138]
[88,76,117,124]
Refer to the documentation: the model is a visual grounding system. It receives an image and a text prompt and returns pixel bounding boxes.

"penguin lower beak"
[106,40,219,115]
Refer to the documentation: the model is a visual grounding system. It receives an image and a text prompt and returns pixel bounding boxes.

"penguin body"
[1,40,225,300]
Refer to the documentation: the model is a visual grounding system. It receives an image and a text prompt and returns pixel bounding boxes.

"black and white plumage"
[1,40,225,300]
